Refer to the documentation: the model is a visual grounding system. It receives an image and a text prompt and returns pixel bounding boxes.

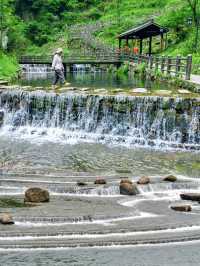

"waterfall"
[21,64,53,74]
[0,90,199,149]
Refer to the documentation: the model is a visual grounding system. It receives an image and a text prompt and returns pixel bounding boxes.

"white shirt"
[52,54,64,71]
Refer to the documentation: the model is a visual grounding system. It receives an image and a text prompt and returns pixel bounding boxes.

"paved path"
[190,74,200,85]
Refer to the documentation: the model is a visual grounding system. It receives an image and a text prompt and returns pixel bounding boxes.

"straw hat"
[55,48,63,54]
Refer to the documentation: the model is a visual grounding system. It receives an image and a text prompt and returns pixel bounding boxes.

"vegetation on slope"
[0,0,200,78]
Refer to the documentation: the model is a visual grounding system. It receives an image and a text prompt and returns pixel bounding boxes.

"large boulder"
[24,188,50,203]
[120,179,133,185]
[0,213,14,225]
[137,176,150,185]
[120,179,139,196]
[163,175,177,182]
[180,193,200,202]
[94,179,107,185]
[171,205,192,212]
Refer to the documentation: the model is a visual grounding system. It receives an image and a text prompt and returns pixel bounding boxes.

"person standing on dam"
[52,48,65,88]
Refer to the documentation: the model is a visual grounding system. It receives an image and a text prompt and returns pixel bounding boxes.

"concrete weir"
[0,89,199,251]
[0,89,199,149]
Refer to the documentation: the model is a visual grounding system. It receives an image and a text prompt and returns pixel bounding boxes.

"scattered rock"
[77,181,87,186]
[94,179,107,185]
[163,175,177,182]
[0,213,14,225]
[171,205,192,212]
[120,180,139,196]
[24,188,50,203]
[180,193,200,202]
[137,176,150,185]
[120,179,133,185]
[132,88,147,93]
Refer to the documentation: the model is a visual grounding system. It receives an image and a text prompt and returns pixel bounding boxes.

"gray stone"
[120,180,139,196]
[94,179,107,185]
[137,176,150,185]
[180,193,200,202]
[132,88,147,93]
[24,187,50,203]
[0,213,14,225]
[171,205,192,212]
[163,175,177,182]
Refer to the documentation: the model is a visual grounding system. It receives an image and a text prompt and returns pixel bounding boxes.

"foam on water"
[0,90,199,149]
[2,224,200,241]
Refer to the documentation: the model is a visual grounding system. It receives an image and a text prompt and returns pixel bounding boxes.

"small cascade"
[138,182,200,194]
[73,64,91,72]
[0,90,199,149]
[21,64,53,73]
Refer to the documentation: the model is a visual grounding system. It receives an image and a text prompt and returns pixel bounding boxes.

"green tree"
[186,0,200,51]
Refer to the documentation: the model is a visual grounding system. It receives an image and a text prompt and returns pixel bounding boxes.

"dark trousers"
[53,69,65,85]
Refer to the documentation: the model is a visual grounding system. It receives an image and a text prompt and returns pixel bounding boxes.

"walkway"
[190,74,200,86]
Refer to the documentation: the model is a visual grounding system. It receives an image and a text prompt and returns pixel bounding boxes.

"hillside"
[0,0,200,78]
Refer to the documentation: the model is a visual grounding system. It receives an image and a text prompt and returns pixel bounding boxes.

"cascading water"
[21,64,53,74]
[0,90,199,149]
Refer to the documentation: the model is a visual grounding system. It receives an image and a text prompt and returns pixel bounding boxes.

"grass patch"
[0,53,20,81]
[0,198,26,208]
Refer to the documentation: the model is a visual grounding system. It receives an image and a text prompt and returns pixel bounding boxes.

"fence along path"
[20,52,192,80]
[122,53,192,80]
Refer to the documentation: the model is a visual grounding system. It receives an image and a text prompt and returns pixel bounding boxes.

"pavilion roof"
[118,20,169,40]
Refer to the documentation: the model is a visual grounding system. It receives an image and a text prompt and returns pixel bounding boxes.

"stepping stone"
[112,88,124,93]
[80,88,90,91]
[178,89,190,94]
[156,90,172,95]
[21,86,33,90]
[35,87,44,90]
[0,85,19,90]
[0,80,8,85]
[132,88,147,93]
[64,82,71,86]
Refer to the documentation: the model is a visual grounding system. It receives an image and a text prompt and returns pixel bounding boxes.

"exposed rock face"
[163,175,177,182]
[24,188,50,203]
[180,193,200,202]
[94,179,107,185]
[120,179,139,196]
[0,213,14,225]
[137,176,150,185]
[171,205,192,212]
[0,111,4,127]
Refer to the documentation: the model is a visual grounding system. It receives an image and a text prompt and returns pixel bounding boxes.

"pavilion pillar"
[161,33,164,51]
[126,38,129,46]
[119,38,122,49]
[149,36,152,55]
[139,39,143,54]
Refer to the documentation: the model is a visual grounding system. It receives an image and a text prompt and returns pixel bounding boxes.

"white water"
[0,90,199,149]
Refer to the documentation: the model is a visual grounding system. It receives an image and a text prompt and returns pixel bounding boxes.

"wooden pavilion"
[118,19,169,55]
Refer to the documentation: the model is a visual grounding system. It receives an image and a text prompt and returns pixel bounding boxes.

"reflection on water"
[19,71,171,91]
[0,138,199,178]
